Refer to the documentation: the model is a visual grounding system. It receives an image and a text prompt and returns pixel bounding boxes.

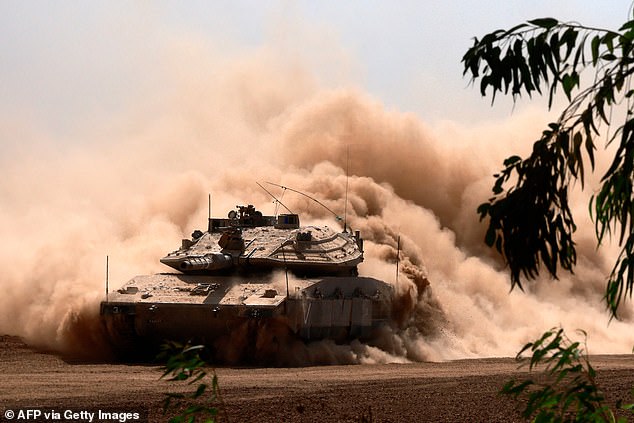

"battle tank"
[100,203,393,361]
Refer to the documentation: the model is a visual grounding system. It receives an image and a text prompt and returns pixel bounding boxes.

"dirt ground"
[1,336,633,422]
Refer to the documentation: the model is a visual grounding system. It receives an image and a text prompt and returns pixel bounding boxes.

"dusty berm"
[100,203,396,363]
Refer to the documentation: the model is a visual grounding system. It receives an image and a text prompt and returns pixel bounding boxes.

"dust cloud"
[1,43,632,364]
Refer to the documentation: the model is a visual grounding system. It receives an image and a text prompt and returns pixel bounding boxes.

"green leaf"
[603,32,616,53]
[485,226,496,247]
[503,155,522,166]
[562,73,577,100]
[182,345,205,354]
[504,23,529,36]
[492,177,505,194]
[619,19,634,31]
[477,202,490,218]
[591,35,600,65]
[573,33,588,69]
[528,18,559,29]
[193,383,207,398]
[585,132,595,169]
[561,27,578,61]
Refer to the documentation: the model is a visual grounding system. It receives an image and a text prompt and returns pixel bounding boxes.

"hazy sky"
[0,1,629,140]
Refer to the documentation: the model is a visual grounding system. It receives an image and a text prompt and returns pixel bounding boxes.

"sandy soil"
[1,336,633,422]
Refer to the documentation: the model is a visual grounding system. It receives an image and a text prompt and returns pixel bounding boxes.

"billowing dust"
[1,47,632,365]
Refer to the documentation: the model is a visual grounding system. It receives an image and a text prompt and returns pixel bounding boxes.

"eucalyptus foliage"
[462,13,634,317]
[501,328,633,422]
[160,342,227,423]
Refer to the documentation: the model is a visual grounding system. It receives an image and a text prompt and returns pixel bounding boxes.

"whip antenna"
[283,246,289,298]
[396,236,400,285]
[256,182,293,215]
[265,181,342,223]
[343,145,350,233]
[105,255,109,303]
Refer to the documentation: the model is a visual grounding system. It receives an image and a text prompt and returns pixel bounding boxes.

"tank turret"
[160,205,364,276]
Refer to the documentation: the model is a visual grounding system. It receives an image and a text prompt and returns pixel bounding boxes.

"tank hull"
[100,273,392,361]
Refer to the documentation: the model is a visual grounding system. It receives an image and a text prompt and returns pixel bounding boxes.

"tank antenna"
[256,182,293,215]
[265,182,342,223]
[208,194,212,219]
[343,145,350,233]
[281,244,290,305]
[105,255,109,303]
[395,236,400,285]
